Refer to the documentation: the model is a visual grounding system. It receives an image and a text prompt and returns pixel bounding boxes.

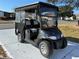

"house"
[76,14,79,20]
[0,10,15,20]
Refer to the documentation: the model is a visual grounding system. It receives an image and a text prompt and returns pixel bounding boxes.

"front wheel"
[39,40,53,58]
[61,39,67,49]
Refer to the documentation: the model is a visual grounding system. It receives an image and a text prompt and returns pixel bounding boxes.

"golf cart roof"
[15,2,58,12]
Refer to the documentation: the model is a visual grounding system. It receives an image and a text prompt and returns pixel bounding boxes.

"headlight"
[48,36,57,40]
[61,34,64,37]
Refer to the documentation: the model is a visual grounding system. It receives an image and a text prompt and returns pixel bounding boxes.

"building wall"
[0,11,4,17]
[0,11,15,20]
[76,15,79,20]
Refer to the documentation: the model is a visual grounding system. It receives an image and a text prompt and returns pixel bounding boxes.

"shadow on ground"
[48,37,79,59]
[66,37,79,43]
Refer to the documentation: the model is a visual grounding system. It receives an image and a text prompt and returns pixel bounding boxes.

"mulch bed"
[0,45,7,58]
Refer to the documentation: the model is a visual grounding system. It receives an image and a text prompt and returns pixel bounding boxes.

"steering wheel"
[42,18,48,27]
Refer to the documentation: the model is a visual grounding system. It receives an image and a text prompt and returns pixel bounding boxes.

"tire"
[15,29,19,35]
[17,32,25,43]
[61,39,67,49]
[39,40,53,58]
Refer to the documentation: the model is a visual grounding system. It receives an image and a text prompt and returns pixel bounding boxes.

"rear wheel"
[15,29,19,35]
[17,31,25,43]
[39,40,53,58]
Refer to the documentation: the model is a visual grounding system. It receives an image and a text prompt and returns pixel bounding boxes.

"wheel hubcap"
[40,42,48,55]
[18,33,21,41]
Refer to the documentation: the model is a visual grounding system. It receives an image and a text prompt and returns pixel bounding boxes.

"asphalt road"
[0,23,14,30]
[0,29,79,59]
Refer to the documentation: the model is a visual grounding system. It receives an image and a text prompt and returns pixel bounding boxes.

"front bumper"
[51,37,67,49]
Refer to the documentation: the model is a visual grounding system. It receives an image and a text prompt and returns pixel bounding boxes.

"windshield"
[41,11,58,29]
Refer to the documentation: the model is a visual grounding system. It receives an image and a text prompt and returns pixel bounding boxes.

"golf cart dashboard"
[42,25,57,30]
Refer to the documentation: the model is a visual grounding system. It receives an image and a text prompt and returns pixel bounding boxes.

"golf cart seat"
[30,28,39,40]
[30,19,40,40]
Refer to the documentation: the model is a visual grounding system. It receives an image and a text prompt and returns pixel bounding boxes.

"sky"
[0,0,46,12]
[0,0,79,14]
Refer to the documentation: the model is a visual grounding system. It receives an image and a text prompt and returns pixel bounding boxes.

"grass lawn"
[58,25,79,43]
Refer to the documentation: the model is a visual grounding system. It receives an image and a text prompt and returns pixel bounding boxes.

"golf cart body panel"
[37,28,62,40]
[15,2,67,54]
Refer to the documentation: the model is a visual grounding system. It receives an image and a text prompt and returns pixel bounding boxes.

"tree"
[47,0,58,4]
[47,0,79,8]
[59,5,73,17]
[47,0,79,20]
[59,5,73,12]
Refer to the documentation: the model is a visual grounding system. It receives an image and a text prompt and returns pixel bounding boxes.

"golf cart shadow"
[49,37,79,59]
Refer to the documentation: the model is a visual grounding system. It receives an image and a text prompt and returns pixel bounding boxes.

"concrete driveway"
[0,29,79,59]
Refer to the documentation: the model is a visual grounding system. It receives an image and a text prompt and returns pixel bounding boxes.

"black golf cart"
[15,2,67,58]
